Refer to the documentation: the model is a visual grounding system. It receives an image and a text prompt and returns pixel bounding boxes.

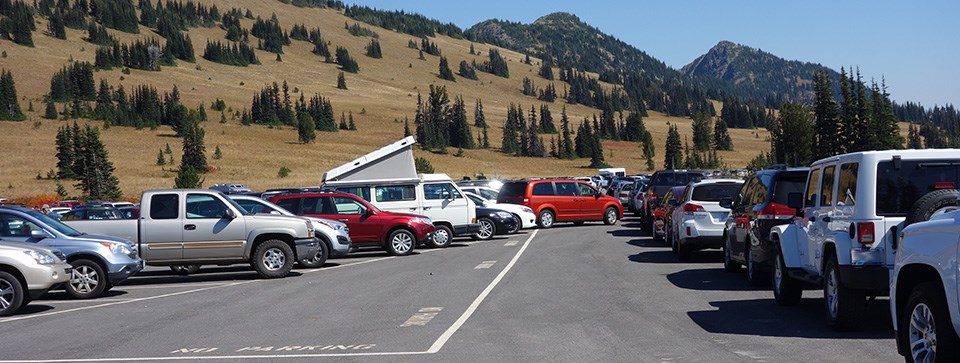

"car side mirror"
[31,229,50,240]
[719,197,733,209]
[269,210,281,215]
[363,208,375,216]
[787,192,803,210]
[225,209,237,219]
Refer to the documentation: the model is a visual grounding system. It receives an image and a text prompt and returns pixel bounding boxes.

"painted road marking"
[118,282,232,290]
[504,240,519,246]
[474,261,497,269]
[400,307,443,327]
[34,298,136,304]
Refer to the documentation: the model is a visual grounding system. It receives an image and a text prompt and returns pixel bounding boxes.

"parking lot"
[1,216,900,362]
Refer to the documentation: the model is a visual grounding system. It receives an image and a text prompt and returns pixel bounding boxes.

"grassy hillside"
[0,1,771,198]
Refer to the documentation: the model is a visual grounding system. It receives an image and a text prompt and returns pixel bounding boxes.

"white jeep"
[770,149,960,331]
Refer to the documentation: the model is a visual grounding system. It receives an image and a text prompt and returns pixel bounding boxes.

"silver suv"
[0,241,73,316]
[0,207,142,299]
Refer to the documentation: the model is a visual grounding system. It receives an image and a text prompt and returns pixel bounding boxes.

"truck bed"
[63,219,139,244]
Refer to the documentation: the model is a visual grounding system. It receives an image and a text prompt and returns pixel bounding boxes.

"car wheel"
[603,207,619,225]
[386,229,415,256]
[652,219,663,241]
[823,255,865,331]
[537,210,555,229]
[298,240,329,269]
[723,237,741,272]
[510,214,522,233]
[428,225,453,248]
[252,240,294,279]
[66,259,109,299]
[169,265,202,275]
[0,271,24,317]
[903,282,960,363]
[671,230,679,253]
[745,244,766,286]
[472,218,496,241]
[906,189,960,226]
[771,242,802,305]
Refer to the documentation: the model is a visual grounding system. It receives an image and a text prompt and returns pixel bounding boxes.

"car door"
[182,193,246,260]
[553,181,580,220]
[810,163,837,272]
[578,183,603,219]
[327,196,380,244]
[141,193,183,262]
[730,177,756,259]
[422,182,469,226]
[798,166,823,272]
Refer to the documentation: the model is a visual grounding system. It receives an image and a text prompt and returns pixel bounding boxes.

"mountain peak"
[534,12,581,25]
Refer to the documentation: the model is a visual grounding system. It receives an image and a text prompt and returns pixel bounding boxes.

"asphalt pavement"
[0,216,901,362]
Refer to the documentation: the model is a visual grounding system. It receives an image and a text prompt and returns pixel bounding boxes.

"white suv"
[671,179,742,260]
[772,149,960,331]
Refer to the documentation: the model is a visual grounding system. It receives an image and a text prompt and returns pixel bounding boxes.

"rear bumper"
[454,223,481,236]
[679,236,724,249]
[293,237,322,260]
[839,265,890,292]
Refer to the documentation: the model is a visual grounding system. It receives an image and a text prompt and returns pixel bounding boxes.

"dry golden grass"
[0,1,773,198]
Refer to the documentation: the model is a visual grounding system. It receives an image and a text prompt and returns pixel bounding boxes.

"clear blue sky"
[350,0,959,107]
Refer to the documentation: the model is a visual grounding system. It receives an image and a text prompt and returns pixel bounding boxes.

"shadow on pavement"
[688,298,894,339]
[608,229,644,238]
[38,289,129,301]
[626,239,668,248]
[666,267,762,292]
[628,250,723,264]
[117,267,305,286]
[7,304,55,316]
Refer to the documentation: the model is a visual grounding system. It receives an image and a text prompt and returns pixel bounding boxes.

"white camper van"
[322,137,480,248]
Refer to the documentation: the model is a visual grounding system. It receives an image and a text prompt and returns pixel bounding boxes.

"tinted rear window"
[876,160,960,216]
[652,172,704,187]
[532,182,555,196]
[692,184,740,202]
[771,174,807,205]
[498,182,528,198]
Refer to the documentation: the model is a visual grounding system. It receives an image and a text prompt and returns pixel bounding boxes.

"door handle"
[409,208,417,211]
[184,224,196,230]
[338,218,348,222]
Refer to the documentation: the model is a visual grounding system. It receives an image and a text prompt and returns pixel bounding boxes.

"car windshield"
[692,183,741,202]
[235,198,294,216]
[465,193,486,205]
[25,210,83,237]
[221,195,254,215]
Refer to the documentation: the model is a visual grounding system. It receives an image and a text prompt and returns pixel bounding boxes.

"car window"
[0,213,43,237]
[499,182,528,198]
[692,183,742,202]
[466,194,485,205]
[478,189,499,200]
[333,197,365,215]
[578,183,596,196]
[424,183,462,200]
[837,163,859,206]
[660,191,673,207]
[150,193,179,220]
[772,173,807,205]
[186,194,230,219]
[555,182,578,196]
[532,182,554,196]
[296,197,323,214]
[335,187,371,201]
[876,159,960,216]
[274,198,299,214]
[236,200,272,214]
[820,165,836,207]
[86,209,121,220]
[805,167,821,207]
[376,185,416,202]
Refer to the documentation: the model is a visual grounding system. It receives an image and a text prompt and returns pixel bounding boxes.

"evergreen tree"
[47,12,67,39]
[484,48,509,78]
[339,112,348,130]
[812,71,841,160]
[297,112,316,143]
[853,67,872,151]
[712,118,733,151]
[838,67,856,154]
[589,130,606,167]
[364,39,382,58]
[538,58,553,80]
[0,70,25,120]
[174,165,204,188]
[664,124,683,169]
[348,111,357,130]
[44,98,58,119]
[474,99,486,127]
[213,145,222,159]
[74,125,122,200]
[481,124,490,149]
[457,60,478,80]
[771,103,814,167]
[691,112,712,151]
[870,78,904,150]
[539,104,556,133]
[55,125,77,178]
[559,106,575,159]
[403,117,412,137]
[337,71,347,89]
[448,96,474,149]
[500,104,520,154]
[438,56,455,81]
[335,46,359,73]
[179,119,208,173]
[156,149,166,165]
[907,122,923,149]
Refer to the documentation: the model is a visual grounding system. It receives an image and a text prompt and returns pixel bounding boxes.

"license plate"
[711,212,729,220]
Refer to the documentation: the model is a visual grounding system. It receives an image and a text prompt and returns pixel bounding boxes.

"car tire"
[428,225,453,248]
[252,239,294,279]
[169,265,202,275]
[671,230,679,253]
[902,282,960,363]
[771,243,802,306]
[472,218,496,241]
[537,210,555,229]
[66,259,109,299]
[385,229,416,256]
[906,189,960,226]
[745,244,766,286]
[677,237,692,261]
[823,255,865,331]
[722,237,741,272]
[298,240,329,269]
[652,218,663,242]
[510,214,522,233]
[603,207,619,225]
[0,271,24,317]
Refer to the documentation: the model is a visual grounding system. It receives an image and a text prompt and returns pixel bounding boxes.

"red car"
[653,186,686,247]
[270,193,435,256]
[497,179,623,228]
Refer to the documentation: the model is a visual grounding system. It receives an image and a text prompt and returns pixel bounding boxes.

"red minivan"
[270,193,435,256]
[497,179,623,228]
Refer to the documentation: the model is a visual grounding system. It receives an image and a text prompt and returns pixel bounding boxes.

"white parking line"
[474,261,497,269]
[504,240,519,246]
[33,298,136,304]
[399,307,443,327]
[118,282,231,290]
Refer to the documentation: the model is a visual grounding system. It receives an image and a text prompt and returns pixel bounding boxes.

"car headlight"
[521,206,533,214]
[24,250,56,265]
[495,211,512,219]
[314,220,336,231]
[415,217,432,225]
[306,221,315,238]
[101,242,133,255]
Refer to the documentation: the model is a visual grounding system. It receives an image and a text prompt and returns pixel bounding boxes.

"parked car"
[891,190,960,363]
[721,167,808,285]
[627,179,649,214]
[472,206,519,240]
[669,179,742,261]
[0,206,142,298]
[460,186,501,201]
[639,170,708,233]
[772,149,960,330]
[209,184,253,194]
[0,241,72,316]
[652,186,685,245]
[616,182,635,206]
[230,195,352,266]
[51,200,83,208]
[463,192,535,231]
[498,179,622,228]
[270,192,434,256]
[64,189,320,279]
[59,207,124,221]
[116,206,140,220]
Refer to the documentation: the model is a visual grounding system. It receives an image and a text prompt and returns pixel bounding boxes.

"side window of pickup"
[150,194,179,220]
[186,194,229,219]
[804,167,821,207]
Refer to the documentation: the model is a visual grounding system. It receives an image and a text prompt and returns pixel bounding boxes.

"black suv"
[720,167,808,285]
[639,170,707,233]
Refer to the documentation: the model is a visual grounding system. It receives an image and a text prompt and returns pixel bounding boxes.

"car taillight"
[758,202,795,219]
[683,203,705,215]
[853,222,874,245]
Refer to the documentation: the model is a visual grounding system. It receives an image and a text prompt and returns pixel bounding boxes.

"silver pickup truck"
[65,189,320,279]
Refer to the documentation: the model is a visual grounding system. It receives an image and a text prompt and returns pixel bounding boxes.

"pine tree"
[664,125,683,169]
[438,56,455,81]
[55,126,76,179]
[403,117,411,137]
[44,98,58,119]
[589,131,606,168]
[772,103,814,167]
[179,120,208,173]
[337,72,347,90]
[348,111,357,130]
[213,145,222,159]
[907,122,923,149]
[838,67,856,153]
[448,96,474,149]
[501,104,520,154]
[298,112,317,143]
[539,104,556,133]
[74,125,122,200]
[559,106,575,159]
[713,119,733,151]
[174,166,204,188]
[339,112,348,130]
[474,99,486,127]
[165,143,172,154]
[157,149,166,165]
[812,71,841,160]
[0,70,25,120]
[870,78,904,150]
[220,111,226,123]
[691,112,712,151]
[481,124,490,149]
